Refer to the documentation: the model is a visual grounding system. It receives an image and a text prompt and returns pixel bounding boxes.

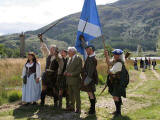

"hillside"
[1,0,160,54]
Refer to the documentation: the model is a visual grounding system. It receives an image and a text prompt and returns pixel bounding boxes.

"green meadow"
[0,58,160,120]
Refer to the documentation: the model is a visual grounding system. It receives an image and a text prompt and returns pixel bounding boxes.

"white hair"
[50,44,57,49]
[68,47,77,53]
[119,53,125,62]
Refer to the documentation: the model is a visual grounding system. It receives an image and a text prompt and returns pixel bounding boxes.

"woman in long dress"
[22,52,41,105]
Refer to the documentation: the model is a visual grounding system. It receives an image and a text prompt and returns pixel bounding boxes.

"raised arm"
[40,42,50,57]
[104,50,112,66]
[38,34,50,57]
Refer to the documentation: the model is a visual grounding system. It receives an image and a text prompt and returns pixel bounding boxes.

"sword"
[38,18,63,42]
[99,84,108,96]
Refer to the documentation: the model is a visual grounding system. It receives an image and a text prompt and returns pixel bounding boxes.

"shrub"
[8,91,22,103]
[98,74,106,85]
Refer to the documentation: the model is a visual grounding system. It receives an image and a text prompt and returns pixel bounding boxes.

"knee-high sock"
[90,92,96,112]
[119,97,123,105]
[41,90,47,104]
[59,95,62,108]
[66,95,70,108]
[90,99,95,111]
[115,101,121,114]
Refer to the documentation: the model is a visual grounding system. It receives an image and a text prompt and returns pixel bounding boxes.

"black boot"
[89,97,92,110]
[119,97,123,105]
[41,90,46,106]
[115,101,121,117]
[111,101,117,115]
[59,95,62,109]
[54,96,58,108]
[89,99,96,114]
[66,95,70,109]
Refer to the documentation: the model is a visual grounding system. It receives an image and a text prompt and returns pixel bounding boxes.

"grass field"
[0,58,160,120]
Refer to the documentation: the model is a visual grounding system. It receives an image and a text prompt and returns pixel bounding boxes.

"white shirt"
[22,62,41,79]
[89,52,96,57]
[40,42,50,57]
[110,62,122,74]
[67,54,77,66]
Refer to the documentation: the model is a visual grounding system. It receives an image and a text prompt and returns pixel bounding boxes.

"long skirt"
[22,73,41,102]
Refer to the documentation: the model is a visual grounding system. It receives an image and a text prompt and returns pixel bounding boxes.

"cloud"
[0,0,118,34]
[0,32,4,36]
[0,22,43,34]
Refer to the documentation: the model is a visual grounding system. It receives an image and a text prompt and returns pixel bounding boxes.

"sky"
[0,0,118,35]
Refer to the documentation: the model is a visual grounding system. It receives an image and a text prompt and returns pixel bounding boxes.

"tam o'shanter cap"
[112,49,123,55]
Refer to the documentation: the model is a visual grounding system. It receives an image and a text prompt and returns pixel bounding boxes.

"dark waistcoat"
[25,62,36,76]
[46,55,59,72]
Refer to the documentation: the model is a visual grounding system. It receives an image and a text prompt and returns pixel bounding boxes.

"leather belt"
[46,69,54,72]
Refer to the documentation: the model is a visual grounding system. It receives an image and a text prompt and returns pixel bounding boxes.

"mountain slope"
[1,0,160,53]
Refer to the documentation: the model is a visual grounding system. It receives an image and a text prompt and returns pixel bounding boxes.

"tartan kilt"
[81,81,96,92]
[108,79,126,98]
[42,71,57,88]
[57,75,67,89]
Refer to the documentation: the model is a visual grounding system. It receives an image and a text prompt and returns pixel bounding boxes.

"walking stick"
[99,35,109,96]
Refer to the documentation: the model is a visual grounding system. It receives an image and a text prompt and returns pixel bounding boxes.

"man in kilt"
[104,49,128,117]
[81,45,98,114]
[57,50,69,109]
[39,35,59,107]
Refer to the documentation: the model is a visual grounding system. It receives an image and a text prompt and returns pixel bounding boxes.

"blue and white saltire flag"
[75,0,102,59]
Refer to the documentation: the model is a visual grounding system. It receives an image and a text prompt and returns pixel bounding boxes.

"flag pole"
[99,35,109,96]
[102,35,106,50]
[82,18,88,35]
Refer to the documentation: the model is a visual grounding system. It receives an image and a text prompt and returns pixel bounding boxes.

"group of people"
[134,57,157,71]
[21,35,128,117]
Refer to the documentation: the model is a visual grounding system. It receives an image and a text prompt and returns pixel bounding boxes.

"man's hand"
[67,73,72,77]
[104,50,109,57]
[36,78,39,83]
[64,72,72,77]
[38,33,43,42]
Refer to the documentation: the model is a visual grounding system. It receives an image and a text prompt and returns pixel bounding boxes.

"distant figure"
[140,58,145,72]
[134,58,138,70]
[152,59,157,70]
[145,57,149,69]
[148,58,151,70]
[22,52,41,105]
[140,58,144,69]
